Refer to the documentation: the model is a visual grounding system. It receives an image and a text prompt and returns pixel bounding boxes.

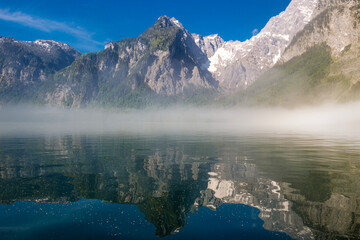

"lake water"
[1,106,360,239]
[0,131,359,240]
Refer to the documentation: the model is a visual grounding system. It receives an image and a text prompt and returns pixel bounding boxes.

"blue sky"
[0,0,291,52]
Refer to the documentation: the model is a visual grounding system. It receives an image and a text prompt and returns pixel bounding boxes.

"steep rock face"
[281,0,360,102]
[235,0,360,106]
[206,0,322,91]
[0,37,80,102]
[282,0,360,61]
[191,33,225,58]
[48,16,217,107]
[281,0,360,70]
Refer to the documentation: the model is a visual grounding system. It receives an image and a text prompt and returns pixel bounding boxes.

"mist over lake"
[1,103,360,138]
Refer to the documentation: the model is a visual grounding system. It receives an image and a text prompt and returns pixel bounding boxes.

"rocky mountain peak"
[154,15,178,29]
[140,15,184,44]
[0,36,15,43]
[41,14,219,107]
[260,0,319,39]
[206,0,322,90]
[33,39,74,52]
[192,33,225,58]
[169,17,184,29]
[148,16,186,32]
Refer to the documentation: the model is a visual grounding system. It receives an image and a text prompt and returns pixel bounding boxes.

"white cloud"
[0,8,103,51]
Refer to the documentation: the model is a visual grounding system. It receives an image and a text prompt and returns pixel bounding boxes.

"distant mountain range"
[0,0,359,108]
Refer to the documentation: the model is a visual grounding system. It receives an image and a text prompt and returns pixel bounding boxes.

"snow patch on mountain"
[170,17,183,28]
[204,0,320,90]
[32,40,68,53]
[191,33,224,59]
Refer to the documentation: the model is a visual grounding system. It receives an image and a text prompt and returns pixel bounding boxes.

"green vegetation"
[140,17,180,52]
[227,44,354,107]
[149,32,177,52]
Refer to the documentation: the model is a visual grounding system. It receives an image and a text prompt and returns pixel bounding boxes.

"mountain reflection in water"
[0,134,359,239]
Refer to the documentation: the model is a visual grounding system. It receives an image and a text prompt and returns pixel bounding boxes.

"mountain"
[42,0,331,108]
[45,16,218,108]
[0,0,358,108]
[44,0,324,108]
[0,37,81,104]
[233,0,360,106]
[205,0,322,91]
[191,33,224,58]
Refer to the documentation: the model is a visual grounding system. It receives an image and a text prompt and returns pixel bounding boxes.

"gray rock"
[0,37,81,103]
[205,0,322,91]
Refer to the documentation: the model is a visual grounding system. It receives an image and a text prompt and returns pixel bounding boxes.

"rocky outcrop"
[281,0,360,62]
[205,0,322,91]
[191,33,225,58]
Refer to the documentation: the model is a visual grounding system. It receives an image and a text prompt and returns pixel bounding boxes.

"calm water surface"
[0,132,359,240]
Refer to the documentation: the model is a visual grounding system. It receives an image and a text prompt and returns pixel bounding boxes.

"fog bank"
[1,103,360,138]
